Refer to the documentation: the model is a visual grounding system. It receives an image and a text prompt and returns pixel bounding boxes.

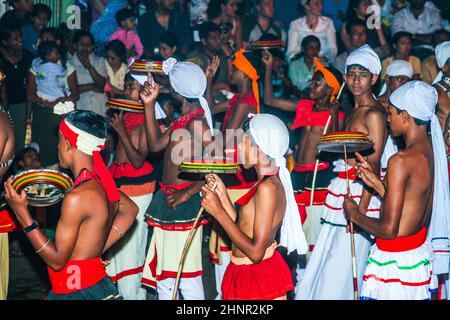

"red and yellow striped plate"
[106,98,144,113]
[12,169,72,191]
[130,60,163,74]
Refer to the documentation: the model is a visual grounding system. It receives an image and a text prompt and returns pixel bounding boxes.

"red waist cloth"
[222,250,294,300]
[293,162,330,172]
[110,161,154,178]
[0,209,16,233]
[159,182,194,194]
[292,100,345,129]
[337,167,357,181]
[47,258,107,294]
[376,227,427,252]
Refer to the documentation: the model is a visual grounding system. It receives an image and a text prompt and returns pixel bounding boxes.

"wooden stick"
[309,81,346,206]
[172,180,218,300]
[344,143,358,300]
[309,115,332,206]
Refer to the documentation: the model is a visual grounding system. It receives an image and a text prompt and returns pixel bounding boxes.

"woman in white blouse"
[286,0,338,64]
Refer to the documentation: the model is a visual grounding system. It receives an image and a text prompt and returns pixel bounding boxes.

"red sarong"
[222,248,294,300]
[48,258,108,294]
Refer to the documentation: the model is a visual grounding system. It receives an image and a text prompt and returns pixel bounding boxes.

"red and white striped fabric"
[59,119,120,202]
[361,227,433,300]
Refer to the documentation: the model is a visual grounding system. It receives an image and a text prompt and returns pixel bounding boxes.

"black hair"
[432,29,450,45]
[346,0,369,21]
[392,105,430,126]
[157,92,175,107]
[105,40,127,64]
[40,27,61,41]
[316,65,344,85]
[16,146,39,162]
[392,31,413,45]
[258,33,284,59]
[158,32,179,48]
[64,110,108,139]
[124,72,137,83]
[115,8,134,26]
[32,4,52,20]
[73,29,94,45]
[346,18,367,36]
[37,41,59,61]
[346,64,370,73]
[7,0,21,7]
[0,25,20,42]
[242,50,262,77]
[301,35,321,50]
[199,21,221,40]
[207,0,231,20]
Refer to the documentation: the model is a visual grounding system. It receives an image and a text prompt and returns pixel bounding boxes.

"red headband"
[59,120,120,203]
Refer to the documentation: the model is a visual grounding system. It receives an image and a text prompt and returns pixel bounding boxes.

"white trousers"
[106,193,152,300]
[214,251,231,300]
[157,276,205,300]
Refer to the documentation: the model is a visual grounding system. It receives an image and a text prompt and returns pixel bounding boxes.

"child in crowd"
[156,92,177,128]
[158,32,183,61]
[27,41,79,166]
[105,40,128,98]
[381,32,421,80]
[21,4,51,55]
[109,8,143,65]
[30,41,73,107]
[289,35,321,97]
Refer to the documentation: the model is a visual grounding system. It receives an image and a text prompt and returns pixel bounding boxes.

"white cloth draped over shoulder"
[248,114,308,255]
[389,81,450,281]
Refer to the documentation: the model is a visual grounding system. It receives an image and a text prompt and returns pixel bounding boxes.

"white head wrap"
[378,60,413,96]
[163,57,214,134]
[248,114,308,255]
[63,120,105,155]
[390,81,450,276]
[345,44,382,76]
[432,41,450,84]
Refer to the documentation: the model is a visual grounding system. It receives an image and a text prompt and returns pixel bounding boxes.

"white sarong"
[296,160,381,300]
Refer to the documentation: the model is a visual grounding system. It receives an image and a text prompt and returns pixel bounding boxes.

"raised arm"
[110,112,149,169]
[103,191,139,253]
[205,55,229,115]
[262,51,298,111]
[140,73,171,152]
[66,70,80,102]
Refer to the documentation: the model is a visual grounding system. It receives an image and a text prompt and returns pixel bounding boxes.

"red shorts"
[221,250,294,300]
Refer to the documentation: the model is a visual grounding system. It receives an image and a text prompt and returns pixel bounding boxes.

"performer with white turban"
[104,74,157,300]
[378,60,414,109]
[432,41,450,131]
[140,60,220,299]
[344,81,450,300]
[297,44,390,299]
[201,114,308,300]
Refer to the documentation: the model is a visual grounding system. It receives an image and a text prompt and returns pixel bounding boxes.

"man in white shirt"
[391,0,443,53]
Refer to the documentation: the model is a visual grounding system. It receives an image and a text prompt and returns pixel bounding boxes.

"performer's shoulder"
[366,103,387,120]
[387,150,415,173]
[65,180,107,206]
[256,176,283,198]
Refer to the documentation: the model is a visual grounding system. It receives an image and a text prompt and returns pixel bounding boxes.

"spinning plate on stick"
[317,131,373,153]
[11,169,73,207]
